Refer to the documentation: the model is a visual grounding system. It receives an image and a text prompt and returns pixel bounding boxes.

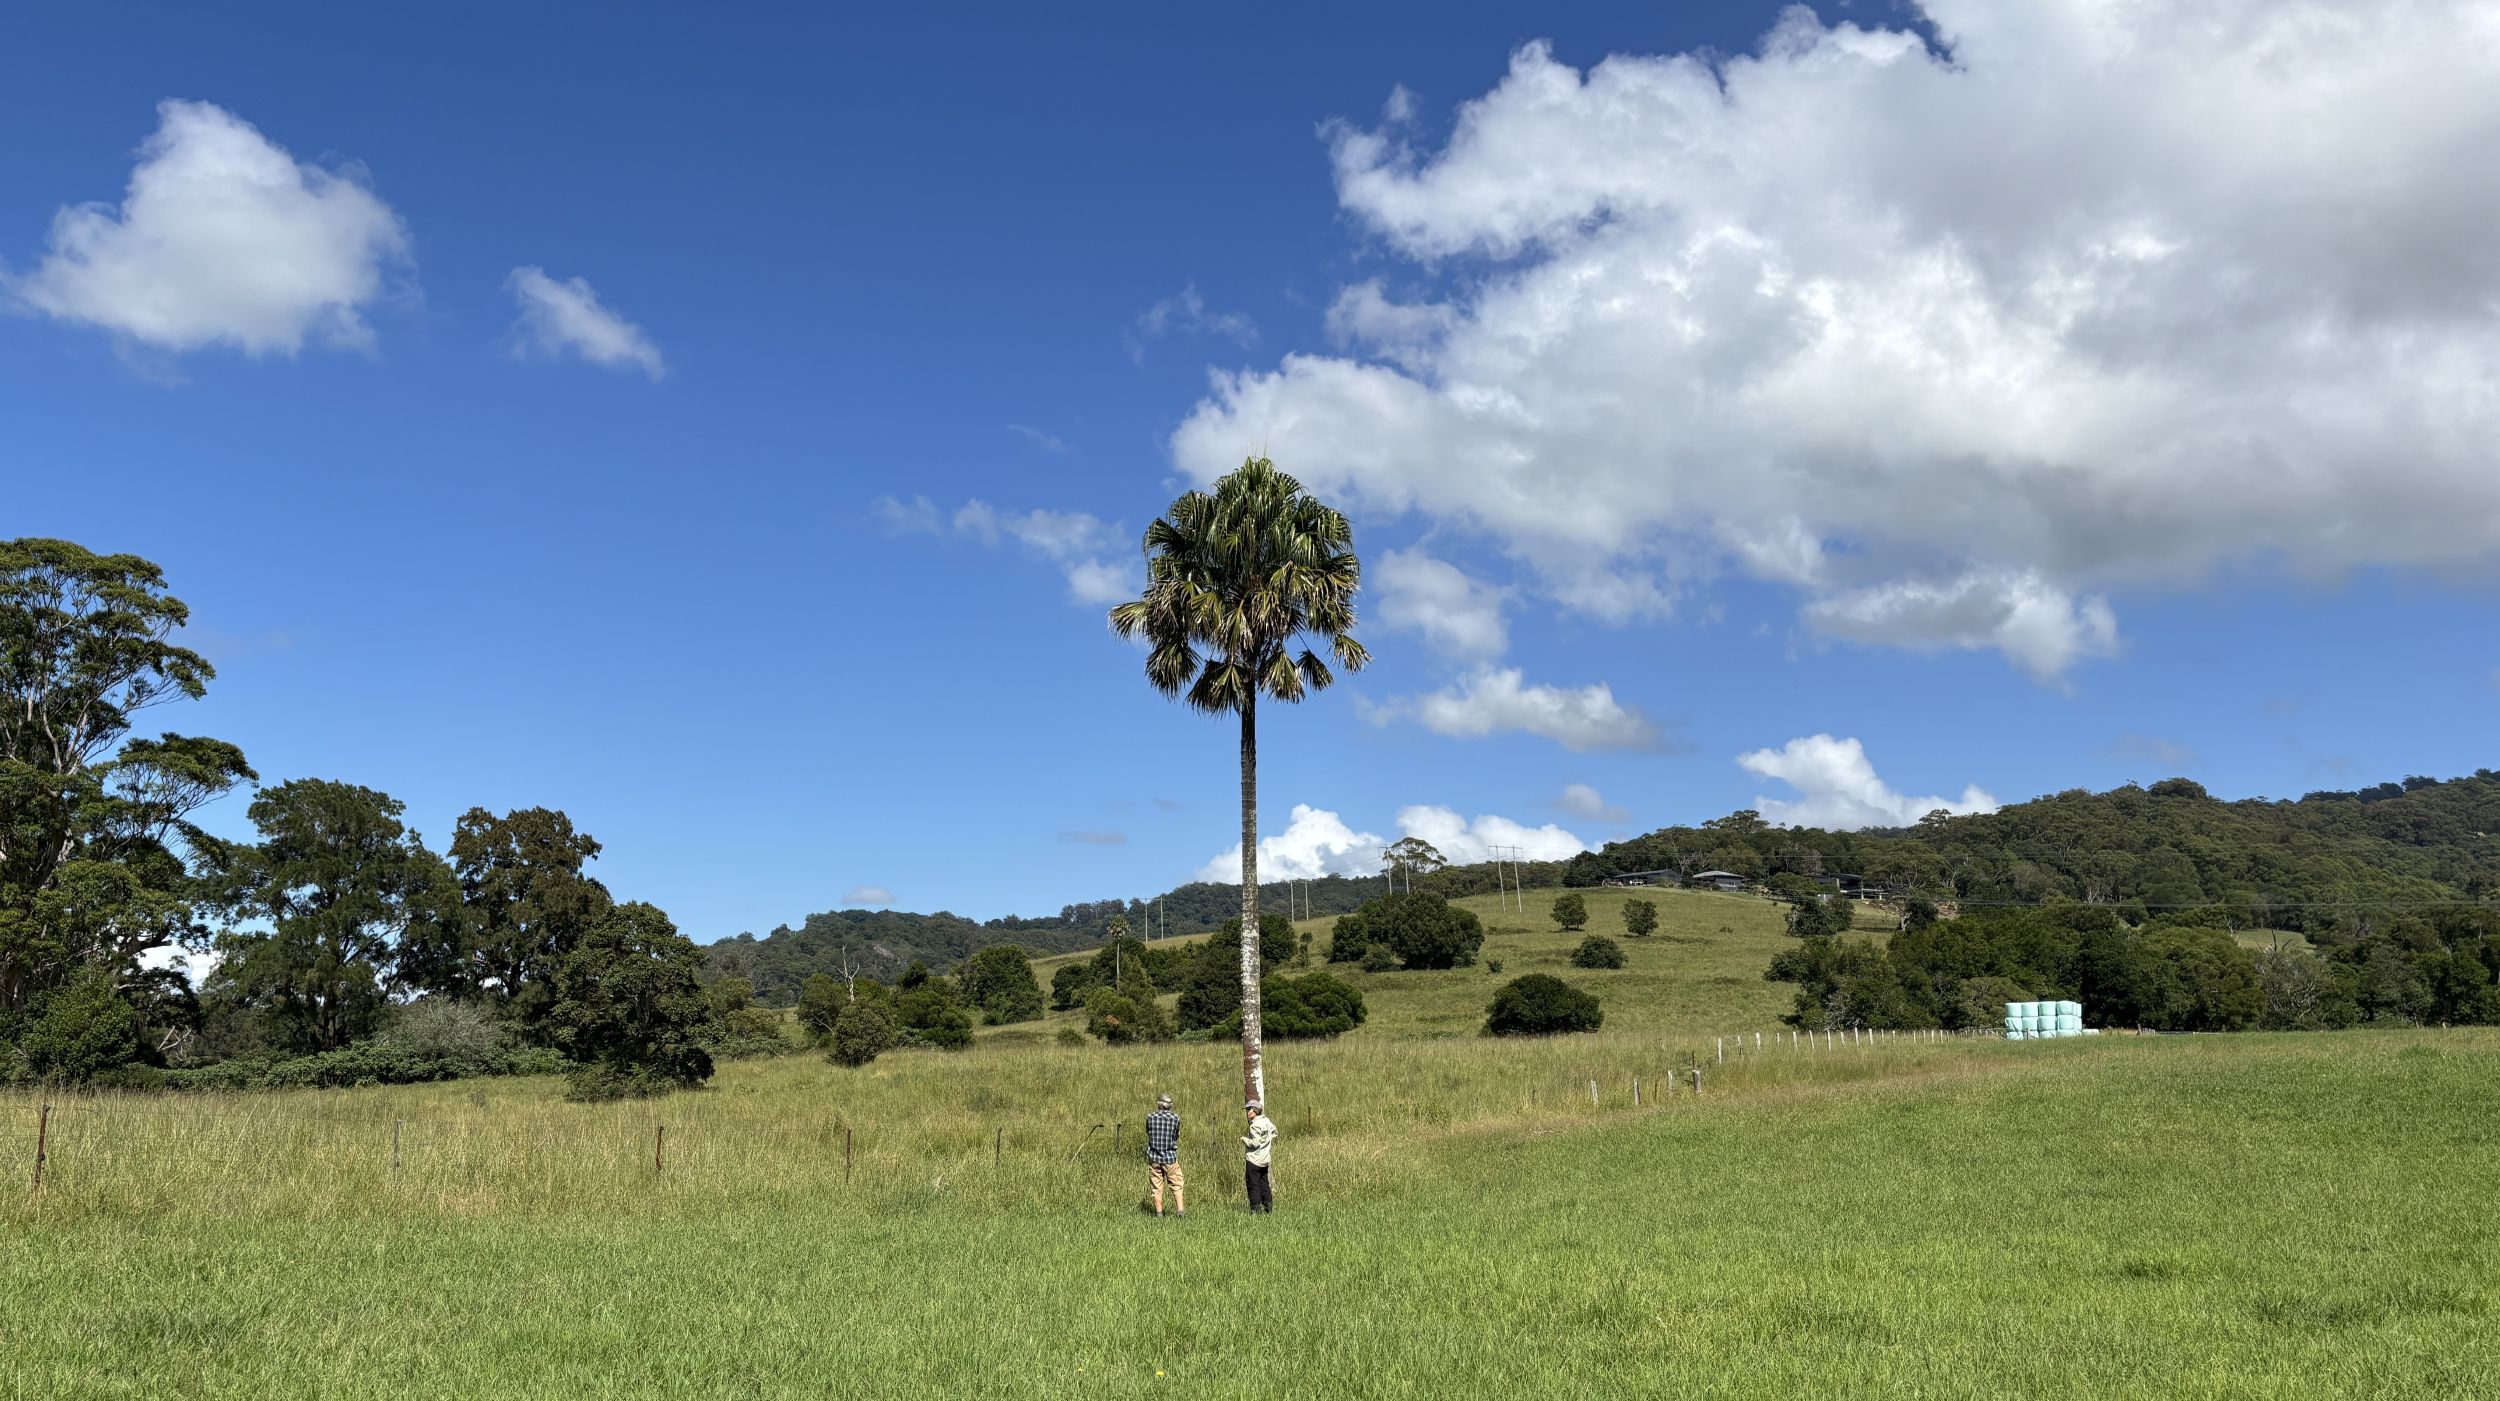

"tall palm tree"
[1110,458,1368,1111]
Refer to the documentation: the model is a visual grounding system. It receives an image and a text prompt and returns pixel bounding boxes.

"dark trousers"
[1245,1161,1273,1212]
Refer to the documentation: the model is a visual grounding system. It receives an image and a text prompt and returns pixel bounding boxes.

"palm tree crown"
[1107,457,1370,706]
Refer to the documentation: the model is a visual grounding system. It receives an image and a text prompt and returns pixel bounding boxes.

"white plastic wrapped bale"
[2058,1015,2081,1032]
[2059,1000,2082,1018]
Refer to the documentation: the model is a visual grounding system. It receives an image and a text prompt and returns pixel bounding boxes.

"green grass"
[5,884,2493,1397]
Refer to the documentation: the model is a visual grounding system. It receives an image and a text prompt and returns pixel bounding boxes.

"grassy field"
[5,885,2494,1398]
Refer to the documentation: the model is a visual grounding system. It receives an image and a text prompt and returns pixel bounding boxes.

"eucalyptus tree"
[204,779,457,1053]
[0,538,253,1041]
[1108,457,1368,1111]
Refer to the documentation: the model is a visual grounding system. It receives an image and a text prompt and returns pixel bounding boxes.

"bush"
[1485,974,1604,1036]
[1331,892,1484,969]
[1050,963,1097,1010]
[1570,936,1627,970]
[1786,894,1851,939]
[1254,972,1367,1040]
[1174,912,1305,1030]
[1486,959,1503,975]
[20,967,145,1082]
[374,999,515,1070]
[796,974,846,1042]
[1359,943,1398,973]
[548,902,719,1095]
[1552,894,1589,931]
[894,987,974,1051]
[828,1002,898,1067]
[1054,1027,1085,1047]
[1623,899,1659,938]
[710,1006,797,1059]
[566,1063,696,1102]
[1084,984,1170,1043]
[960,945,1045,1025]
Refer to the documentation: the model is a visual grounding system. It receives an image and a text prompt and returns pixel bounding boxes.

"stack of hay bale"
[2004,999,2097,1040]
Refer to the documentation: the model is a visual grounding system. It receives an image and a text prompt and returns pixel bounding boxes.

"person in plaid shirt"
[1145,1093,1185,1217]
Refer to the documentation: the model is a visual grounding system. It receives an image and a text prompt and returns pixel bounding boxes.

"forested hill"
[706,863,1574,1003]
[1565,770,2500,930]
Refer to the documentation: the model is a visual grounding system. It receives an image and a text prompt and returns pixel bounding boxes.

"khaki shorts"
[1148,1161,1184,1190]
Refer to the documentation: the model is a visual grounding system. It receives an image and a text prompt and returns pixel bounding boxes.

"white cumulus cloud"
[1197,803,1387,882]
[1555,782,1628,823]
[1393,804,1588,866]
[1384,666,1664,752]
[1738,734,1997,830]
[1374,548,1509,660]
[1171,3,2500,680]
[842,884,894,906]
[507,267,666,379]
[8,100,410,355]
[1196,801,1589,882]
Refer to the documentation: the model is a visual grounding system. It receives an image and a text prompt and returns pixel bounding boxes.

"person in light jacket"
[1241,1101,1277,1214]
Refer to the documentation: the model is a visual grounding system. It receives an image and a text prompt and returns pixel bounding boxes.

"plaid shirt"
[1144,1109,1180,1163]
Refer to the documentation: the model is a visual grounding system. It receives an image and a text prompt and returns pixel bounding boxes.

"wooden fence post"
[1690,1068,1702,1095]
[33,1102,50,1191]
[392,1119,403,1177]
[1589,1079,1599,1107]
[1633,1076,1641,1107]
[655,1124,666,1174]
[845,1126,854,1185]
[995,1126,1004,1167]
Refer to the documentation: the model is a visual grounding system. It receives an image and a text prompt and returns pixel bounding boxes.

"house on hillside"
[1814,873,1887,900]
[1601,869,1684,888]
[1689,870,1747,892]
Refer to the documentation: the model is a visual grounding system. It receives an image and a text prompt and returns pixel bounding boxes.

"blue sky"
[7,2,2496,941]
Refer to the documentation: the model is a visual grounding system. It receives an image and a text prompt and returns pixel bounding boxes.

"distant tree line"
[1766,900,2500,1033]
[711,862,1570,1002]
[1569,775,2500,932]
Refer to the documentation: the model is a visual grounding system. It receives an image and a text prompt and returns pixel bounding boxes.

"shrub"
[375,999,514,1067]
[828,1002,898,1067]
[1054,1027,1085,1047]
[1485,974,1604,1036]
[1331,891,1484,969]
[1176,948,1241,1032]
[1170,920,1290,1030]
[1552,894,1589,931]
[710,1006,796,1059]
[158,1040,567,1092]
[1359,943,1398,973]
[1623,899,1659,938]
[20,967,145,1082]
[1084,985,1170,1044]
[894,987,974,1051]
[960,944,1045,1025]
[548,902,719,1096]
[796,974,846,1042]
[1254,972,1367,1040]
[1486,959,1503,975]
[1786,894,1851,939]
[1049,962,1098,1010]
[1571,936,1627,970]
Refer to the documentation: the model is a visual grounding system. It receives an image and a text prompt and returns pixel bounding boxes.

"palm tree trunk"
[1237,692,1266,1111]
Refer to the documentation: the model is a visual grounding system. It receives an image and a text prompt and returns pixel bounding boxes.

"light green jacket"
[1242,1113,1277,1167]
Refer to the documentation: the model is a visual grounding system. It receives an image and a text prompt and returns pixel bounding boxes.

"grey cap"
[1156,1093,1173,1109]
